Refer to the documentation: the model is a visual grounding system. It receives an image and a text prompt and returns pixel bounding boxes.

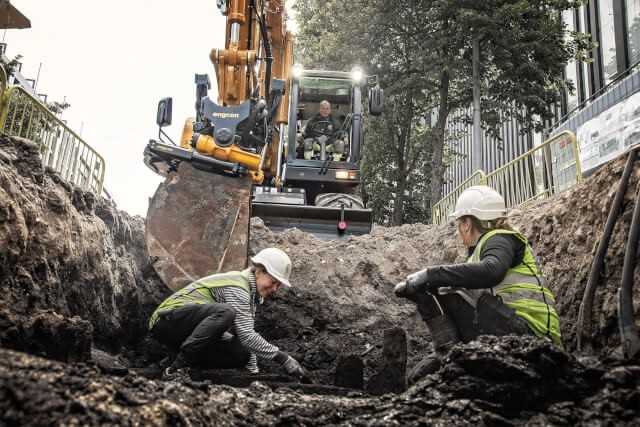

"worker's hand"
[282,355,305,378]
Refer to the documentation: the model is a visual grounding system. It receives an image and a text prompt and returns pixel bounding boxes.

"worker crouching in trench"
[395,186,563,385]
[148,248,305,381]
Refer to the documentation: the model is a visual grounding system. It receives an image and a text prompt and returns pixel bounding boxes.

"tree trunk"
[392,125,407,226]
[430,69,450,214]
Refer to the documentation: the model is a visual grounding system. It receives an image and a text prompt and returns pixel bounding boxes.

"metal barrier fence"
[432,131,581,224]
[0,66,105,195]
[486,131,581,208]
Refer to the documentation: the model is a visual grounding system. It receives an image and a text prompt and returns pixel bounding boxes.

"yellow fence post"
[0,64,9,131]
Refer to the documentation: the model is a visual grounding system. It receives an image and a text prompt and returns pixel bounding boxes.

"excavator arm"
[144,0,293,290]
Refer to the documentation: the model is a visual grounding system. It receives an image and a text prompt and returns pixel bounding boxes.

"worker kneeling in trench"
[148,247,306,381]
[395,186,563,385]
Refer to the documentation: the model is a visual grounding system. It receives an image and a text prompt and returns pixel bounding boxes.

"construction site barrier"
[432,131,582,225]
[0,66,105,195]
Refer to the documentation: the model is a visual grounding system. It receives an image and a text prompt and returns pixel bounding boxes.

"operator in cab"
[304,100,340,139]
[148,247,306,381]
[302,100,342,160]
[394,186,562,385]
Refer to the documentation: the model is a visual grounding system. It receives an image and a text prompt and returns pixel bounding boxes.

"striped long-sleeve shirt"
[211,271,279,373]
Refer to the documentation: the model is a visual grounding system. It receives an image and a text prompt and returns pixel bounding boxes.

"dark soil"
[1,336,638,426]
[1,135,639,425]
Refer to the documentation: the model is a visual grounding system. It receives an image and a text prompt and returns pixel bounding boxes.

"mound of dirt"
[510,154,640,355]
[250,149,640,379]
[250,219,444,385]
[0,136,167,362]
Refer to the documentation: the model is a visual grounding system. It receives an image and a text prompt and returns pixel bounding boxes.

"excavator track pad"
[146,162,252,291]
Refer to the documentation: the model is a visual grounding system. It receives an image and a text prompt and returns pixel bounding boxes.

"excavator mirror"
[368,86,384,116]
[156,97,173,127]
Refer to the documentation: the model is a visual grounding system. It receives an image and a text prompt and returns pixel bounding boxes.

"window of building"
[627,0,640,65]
[599,0,619,84]
[564,9,579,114]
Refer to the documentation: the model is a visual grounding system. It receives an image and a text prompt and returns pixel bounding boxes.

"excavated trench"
[0,135,639,425]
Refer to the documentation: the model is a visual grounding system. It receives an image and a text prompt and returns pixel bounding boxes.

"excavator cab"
[251,69,381,239]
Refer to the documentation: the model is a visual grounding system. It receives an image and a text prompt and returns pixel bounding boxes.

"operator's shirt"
[210,272,279,373]
[303,113,339,139]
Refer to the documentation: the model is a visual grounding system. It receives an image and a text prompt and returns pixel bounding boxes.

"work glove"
[274,350,305,378]
[407,268,429,287]
[282,355,305,378]
[394,268,429,298]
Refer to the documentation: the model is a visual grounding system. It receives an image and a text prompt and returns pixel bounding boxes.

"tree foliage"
[292,0,590,224]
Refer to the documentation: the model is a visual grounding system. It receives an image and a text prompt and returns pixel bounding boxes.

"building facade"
[442,0,640,196]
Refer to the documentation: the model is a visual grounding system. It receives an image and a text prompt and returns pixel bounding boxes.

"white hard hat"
[449,185,507,221]
[251,247,292,288]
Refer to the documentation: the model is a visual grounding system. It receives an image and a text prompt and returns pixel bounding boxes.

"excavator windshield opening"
[293,76,356,163]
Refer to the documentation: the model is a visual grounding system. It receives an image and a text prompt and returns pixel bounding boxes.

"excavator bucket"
[146,162,252,291]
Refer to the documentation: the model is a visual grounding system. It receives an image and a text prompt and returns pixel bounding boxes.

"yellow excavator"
[143,0,384,291]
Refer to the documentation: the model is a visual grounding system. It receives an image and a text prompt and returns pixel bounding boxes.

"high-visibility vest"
[148,269,251,330]
[469,229,562,346]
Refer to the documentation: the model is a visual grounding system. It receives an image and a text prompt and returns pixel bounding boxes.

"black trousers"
[412,291,533,344]
[151,303,250,369]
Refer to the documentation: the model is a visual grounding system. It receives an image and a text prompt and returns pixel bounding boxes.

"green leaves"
[293,0,587,224]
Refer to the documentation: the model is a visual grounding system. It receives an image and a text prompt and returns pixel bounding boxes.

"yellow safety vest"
[469,229,562,346]
[148,269,251,330]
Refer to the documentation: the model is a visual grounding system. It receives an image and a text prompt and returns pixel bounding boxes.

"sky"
[4,0,295,217]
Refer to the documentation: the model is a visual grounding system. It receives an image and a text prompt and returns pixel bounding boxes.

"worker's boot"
[407,354,441,386]
[408,294,462,386]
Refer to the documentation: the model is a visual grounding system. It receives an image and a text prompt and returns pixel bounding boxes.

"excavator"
[143,0,383,291]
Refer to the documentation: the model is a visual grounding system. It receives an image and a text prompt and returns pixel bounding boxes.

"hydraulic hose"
[618,179,640,359]
[245,0,271,103]
[577,149,637,353]
[254,5,272,104]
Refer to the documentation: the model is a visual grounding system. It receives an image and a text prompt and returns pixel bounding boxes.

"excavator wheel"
[146,162,253,291]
